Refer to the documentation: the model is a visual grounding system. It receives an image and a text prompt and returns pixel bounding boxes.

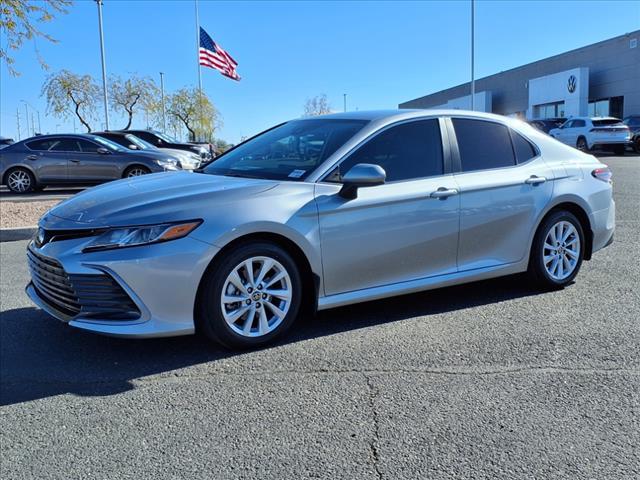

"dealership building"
[399,31,639,120]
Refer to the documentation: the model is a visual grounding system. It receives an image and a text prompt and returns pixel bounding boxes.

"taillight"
[592,166,612,183]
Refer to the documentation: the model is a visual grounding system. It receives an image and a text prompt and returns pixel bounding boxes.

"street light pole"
[160,72,166,133]
[470,0,475,111]
[343,93,347,112]
[23,103,30,137]
[96,0,110,130]
[16,108,21,140]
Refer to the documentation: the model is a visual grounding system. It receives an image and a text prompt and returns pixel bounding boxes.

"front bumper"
[25,234,219,338]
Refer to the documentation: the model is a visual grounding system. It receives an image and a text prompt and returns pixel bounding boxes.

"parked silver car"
[1,134,181,193]
[26,110,615,349]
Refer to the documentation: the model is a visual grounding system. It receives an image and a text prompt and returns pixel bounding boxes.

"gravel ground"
[0,200,59,229]
[0,156,638,479]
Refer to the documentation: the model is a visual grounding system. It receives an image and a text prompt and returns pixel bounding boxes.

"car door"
[23,138,67,182]
[315,118,460,296]
[448,117,553,271]
[67,139,120,182]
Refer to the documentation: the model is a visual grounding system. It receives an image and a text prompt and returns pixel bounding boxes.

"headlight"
[156,157,178,167]
[83,221,201,252]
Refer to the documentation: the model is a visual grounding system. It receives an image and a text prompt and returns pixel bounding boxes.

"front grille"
[27,246,140,320]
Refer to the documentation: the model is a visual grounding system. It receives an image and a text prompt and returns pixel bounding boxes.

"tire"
[5,168,36,193]
[529,210,585,289]
[613,145,625,156]
[634,137,640,154]
[123,165,151,178]
[197,242,302,349]
[576,137,589,152]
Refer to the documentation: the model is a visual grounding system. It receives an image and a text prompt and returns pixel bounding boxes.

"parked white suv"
[549,117,631,154]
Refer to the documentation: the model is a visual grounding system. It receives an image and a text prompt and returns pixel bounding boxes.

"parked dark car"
[119,130,211,160]
[528,118,567,134]
[0,134,181,193]
[0,136,15,149]
[623,115,640,153]
[94,131,202,170]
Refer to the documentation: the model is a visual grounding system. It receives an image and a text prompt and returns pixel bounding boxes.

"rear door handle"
[430,187,459,199]
[26,154,38,161]
[70,159,81,163]
[525,175,546,185]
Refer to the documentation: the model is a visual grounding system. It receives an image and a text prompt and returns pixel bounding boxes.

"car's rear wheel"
[124,166,151,178]
[197,242,302,349]
[529,210,585,289]
[576,136,589,152]
[6,168,35,193]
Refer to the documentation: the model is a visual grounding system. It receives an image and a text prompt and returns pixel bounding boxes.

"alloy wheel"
[542,221,581,281]
[127,168,148,177]
[576,138,588,151]
[7,170,32,193]
[220,256,293,337]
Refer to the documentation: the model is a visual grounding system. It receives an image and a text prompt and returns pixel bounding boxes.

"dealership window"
[535,102,565,119]
[588,99,610,117]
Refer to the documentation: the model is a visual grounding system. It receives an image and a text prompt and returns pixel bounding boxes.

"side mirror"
[128,144,139,150]
[96,147,110,154]
[339,163,386,199]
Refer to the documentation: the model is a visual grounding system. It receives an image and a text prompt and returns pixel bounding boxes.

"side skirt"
[317,261,528,311]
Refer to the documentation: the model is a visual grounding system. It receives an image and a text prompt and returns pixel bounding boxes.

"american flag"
[199,27,240,81]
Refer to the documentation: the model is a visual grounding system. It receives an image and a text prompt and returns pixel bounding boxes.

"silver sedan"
[26,110,615,349]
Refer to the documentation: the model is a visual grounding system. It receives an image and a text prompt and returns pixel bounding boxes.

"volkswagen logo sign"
[567,75,577,93]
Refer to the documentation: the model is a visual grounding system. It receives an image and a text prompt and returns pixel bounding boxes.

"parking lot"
[0,155,638,479]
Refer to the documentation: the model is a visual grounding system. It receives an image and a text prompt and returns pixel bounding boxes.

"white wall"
[429,91,493,112]
[527,67,589,118]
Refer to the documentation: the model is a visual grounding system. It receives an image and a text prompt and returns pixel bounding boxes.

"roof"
[297,109,517,124]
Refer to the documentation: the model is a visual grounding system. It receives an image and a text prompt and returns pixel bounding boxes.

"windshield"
[155,131,179,143]
[203,119,368,181]
[125,134,156,150]
[91,136,126,152]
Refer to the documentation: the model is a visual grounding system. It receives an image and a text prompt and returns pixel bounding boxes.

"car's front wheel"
[5,168,35,193]
[124,166,151,178]
[529,210,585,289]
[197,242,302,349]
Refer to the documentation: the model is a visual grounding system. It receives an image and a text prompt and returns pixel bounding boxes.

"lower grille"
[27,246,140,320]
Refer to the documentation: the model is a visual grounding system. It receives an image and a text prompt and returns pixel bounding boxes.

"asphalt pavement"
[1,156,638,479]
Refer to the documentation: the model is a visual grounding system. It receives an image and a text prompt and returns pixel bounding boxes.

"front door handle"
[26,154,38,161]
[525,175,546,185]
[430,187,459,199]
[70,159,81,163]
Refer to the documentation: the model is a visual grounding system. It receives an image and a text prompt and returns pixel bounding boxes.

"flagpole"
[470,0,475,111]
[195,0,204,142]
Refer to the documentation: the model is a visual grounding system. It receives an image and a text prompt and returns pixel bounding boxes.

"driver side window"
[332,119,444,183]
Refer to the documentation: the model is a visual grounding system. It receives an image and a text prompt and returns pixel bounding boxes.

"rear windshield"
[592,119,624,127]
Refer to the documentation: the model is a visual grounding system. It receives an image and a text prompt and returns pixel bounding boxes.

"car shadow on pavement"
[1,274,544,406]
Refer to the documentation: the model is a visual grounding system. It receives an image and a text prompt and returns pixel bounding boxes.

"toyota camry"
[26,110,615,349]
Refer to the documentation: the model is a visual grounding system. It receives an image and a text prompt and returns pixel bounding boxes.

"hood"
[42,172,277,229]
[159,148,201,168]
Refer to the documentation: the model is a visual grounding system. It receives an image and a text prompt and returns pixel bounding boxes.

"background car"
[120,130,211,160]
[548,116,631,154]
[94,131,201,170]
[0,133,181,193]
[622,115,640,153]
[528,118,566,134]
[0,136,15,149]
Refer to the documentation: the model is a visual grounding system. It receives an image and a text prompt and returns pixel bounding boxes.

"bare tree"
[0,0,72,76]
[109,75,159,130]
[303,94,332,117]
[42,70,99,132]
[167,87,221,142]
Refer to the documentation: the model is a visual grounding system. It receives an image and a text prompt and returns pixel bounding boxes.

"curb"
[0,226,36,243]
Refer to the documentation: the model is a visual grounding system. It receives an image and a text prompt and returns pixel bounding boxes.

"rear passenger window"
[511,131,537,163]
[337,119,443,182]
[452,118,515,172]
[50,139,80,152]
[26,139,57,151]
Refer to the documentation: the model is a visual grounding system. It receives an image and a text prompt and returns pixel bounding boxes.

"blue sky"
[1,0,639,143]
